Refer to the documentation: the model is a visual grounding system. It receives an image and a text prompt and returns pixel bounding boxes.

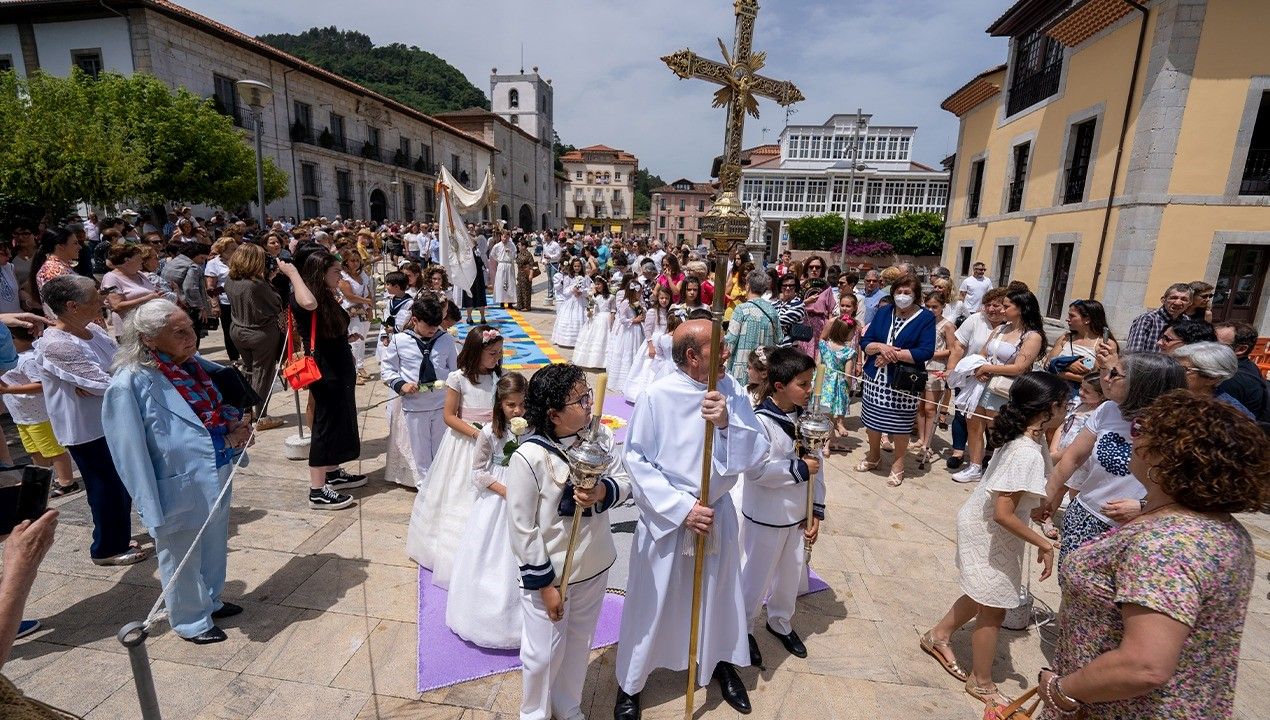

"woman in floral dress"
[1036,391,1267,720]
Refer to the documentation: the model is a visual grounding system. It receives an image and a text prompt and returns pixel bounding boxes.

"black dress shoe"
[748,633,764,669]
[613,688,641,720]
[182,626,227,644]
[766,623,808,658]
[712,662,751,714]
[211,601,243,619]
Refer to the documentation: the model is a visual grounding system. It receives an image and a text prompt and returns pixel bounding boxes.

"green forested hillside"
[258,27,489,115]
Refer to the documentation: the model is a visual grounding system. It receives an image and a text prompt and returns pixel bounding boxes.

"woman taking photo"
[100,243,166,338]
[338,252,375,384]
[855,274,935,487]
[1037,391,1267,720]
[104,299,252,644]
[1043,299,1116,394]
[35,275,148,566]
[292,250,363,510]
[951,289,1048,483]
[226,243,290,432]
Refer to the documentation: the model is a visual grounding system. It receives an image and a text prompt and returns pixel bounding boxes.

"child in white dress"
[446,372,529,649]
[920,372,1068,706]
[550,258,590,347]
[406,324,504,588]
[622,284,672,402]
[623,301,681,403]
[571,275,614,368]
[604,278,645,393]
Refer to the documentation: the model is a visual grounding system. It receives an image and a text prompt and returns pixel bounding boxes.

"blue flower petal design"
[1095,431,1132,477]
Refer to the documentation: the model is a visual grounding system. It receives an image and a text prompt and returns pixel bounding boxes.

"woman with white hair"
[34,275,148,566]
[1171,341,1254,418]
[102,299,252,644]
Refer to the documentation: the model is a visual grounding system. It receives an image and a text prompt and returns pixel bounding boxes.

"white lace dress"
[622,312,668,402]
[954,436,1051,608]
[445,425,522,649]
[605,298,644,393]
[550,275,590,347]
[571,294,614,367]
[406,370,497,587]
[623,330,673,402]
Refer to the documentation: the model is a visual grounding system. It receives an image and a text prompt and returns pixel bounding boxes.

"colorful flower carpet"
[452,308,565,371]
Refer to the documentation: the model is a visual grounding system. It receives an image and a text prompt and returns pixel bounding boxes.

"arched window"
[509,89,520,108]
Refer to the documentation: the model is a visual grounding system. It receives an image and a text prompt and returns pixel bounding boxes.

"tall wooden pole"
[661,4,802,716]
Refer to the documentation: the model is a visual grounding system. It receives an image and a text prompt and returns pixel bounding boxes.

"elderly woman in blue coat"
[854,274,936,488]
[103,299,252,644]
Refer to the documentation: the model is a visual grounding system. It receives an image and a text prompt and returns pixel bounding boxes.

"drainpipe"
[1089,0,1150,299]
[282,67,300,220]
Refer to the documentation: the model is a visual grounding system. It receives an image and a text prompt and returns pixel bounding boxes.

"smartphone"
[1101,327,1111,341]
[0,466,52,536]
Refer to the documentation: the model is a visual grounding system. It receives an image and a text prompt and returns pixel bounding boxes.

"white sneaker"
[951,463,983,483]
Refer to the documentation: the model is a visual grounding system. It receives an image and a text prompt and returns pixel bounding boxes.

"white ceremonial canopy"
[435,166,495,294]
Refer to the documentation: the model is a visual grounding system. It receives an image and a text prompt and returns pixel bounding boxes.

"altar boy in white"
[506,363,631,720]
[380,296,457,480]
[740,346,824,665]
[613,320,770,720]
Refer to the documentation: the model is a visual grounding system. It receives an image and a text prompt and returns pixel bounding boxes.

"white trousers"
[404,408,446,485]
[740,520,804,635]
[520,572,607,720]
[348,318,371,371]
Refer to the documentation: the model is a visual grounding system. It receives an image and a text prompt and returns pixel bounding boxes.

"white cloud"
[180,0,1009,179]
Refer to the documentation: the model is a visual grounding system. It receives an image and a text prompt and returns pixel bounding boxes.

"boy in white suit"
[380,295,457,478]
[740,346,824,663]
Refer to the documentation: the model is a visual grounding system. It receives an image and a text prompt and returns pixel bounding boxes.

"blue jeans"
[545,262,560,298]
[951,410,968,452]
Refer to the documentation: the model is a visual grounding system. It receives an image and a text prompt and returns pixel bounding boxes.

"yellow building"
[940,0,1270,335]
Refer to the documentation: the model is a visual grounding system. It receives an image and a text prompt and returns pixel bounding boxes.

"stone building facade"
[650,179,715,248]
[436,105,562,231]
[0,0,495,224]
[561,145,638,235]
[941,0,1270,334]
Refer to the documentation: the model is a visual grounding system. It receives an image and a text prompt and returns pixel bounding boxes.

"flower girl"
[623,284,672,401]
[446,372,529,649]
[571,275,613,368]
[605,278,645,393]
[406,325,503,588]
[550,257,590,347]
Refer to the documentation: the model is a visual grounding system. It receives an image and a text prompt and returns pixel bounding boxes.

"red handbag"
[282,310,322,390]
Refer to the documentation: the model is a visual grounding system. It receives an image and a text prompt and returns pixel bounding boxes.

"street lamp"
[236,79,273,233]
[839,108,868,270]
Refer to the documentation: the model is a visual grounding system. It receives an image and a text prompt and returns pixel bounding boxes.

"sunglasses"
[1103,366,1124,381]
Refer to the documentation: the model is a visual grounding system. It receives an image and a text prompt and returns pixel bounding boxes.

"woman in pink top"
[100,244,165,337]
[655,253,686,303]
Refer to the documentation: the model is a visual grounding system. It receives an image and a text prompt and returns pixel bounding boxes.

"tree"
[0,71,288,217]
[633,167,667,215]
[553,130,575,173]
[258,27,489,115]
[788,213,844,251]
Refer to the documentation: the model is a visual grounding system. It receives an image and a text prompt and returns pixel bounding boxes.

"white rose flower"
[509,417,529,435]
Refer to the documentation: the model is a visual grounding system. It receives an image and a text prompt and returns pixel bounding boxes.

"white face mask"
[893,293,915,309]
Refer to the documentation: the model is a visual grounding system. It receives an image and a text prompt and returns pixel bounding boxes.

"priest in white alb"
[613,319,770,719]
[488,231,517,308]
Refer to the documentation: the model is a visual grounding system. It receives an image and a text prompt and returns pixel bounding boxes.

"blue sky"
[181,0,1010,179]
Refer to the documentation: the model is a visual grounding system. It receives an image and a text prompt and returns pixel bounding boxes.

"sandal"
[880,440,894,452]
[919,631,966,681]
[50,481,82,498]
[965,678,1010,706]
[853,458,879,473]
[1042,519,1059,540]
[887,471,904,487]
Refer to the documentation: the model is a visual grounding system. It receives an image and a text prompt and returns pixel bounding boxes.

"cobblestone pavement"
[5,286,1268,719]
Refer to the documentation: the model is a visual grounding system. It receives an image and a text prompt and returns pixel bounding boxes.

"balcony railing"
[1007,179,1025,213]
[359,142,382,163]
[212,97,244,128]
[1063,173,1087,205]
[1239,148,1270,195]
[1006,64,1062,117]
[290,123,315,145]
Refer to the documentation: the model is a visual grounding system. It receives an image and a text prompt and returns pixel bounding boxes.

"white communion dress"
[571,294,615,368]
[405,369,497,588]
[445,424,523,649]
[550,275,591,347]
[605,298,644,392]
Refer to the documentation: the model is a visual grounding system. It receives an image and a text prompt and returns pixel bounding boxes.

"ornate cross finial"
[661,0,803,251]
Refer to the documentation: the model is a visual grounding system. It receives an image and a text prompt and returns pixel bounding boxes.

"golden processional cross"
[660,2,802,717]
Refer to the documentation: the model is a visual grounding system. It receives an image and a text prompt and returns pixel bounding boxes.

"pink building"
[650,179,715,248]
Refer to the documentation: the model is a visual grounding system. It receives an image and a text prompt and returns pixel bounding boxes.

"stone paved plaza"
[4,286,1268,719]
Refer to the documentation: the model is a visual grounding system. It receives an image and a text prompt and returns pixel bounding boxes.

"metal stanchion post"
[117,622,163,720]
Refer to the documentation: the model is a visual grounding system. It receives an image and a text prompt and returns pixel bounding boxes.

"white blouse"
[35,325,117,446]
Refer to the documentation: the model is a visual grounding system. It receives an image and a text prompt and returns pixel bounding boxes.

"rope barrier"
[827,365,1003,424]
